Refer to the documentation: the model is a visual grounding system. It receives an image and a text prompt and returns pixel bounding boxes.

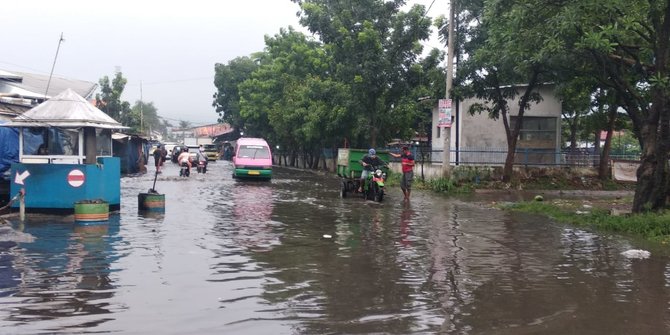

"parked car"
[203,144,220,161]
[232,138,272,180]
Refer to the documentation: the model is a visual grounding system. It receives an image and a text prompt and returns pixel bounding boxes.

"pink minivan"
[232,137,273,180]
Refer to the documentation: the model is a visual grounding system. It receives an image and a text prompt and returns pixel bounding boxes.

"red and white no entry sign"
[67,169,85,187]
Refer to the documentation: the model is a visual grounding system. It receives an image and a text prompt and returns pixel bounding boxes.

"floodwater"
[0,161,668,334]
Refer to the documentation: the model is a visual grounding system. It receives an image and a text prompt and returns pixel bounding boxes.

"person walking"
[390,146,415,201]
[153,144,165,174]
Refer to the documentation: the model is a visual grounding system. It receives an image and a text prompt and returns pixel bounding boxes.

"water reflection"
[2,163,670,334]
[398,203,414,247]
[231,182,277,250]
[0,215,121,330]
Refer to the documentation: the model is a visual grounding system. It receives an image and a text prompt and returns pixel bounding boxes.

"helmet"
[368,148,376,155]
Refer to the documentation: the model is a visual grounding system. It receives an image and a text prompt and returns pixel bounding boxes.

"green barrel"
[74,200,109,223]
[138,192,165,211]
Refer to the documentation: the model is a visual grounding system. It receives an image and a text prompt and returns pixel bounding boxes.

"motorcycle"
[179,162,190,177]
[196,160,207,174]
[363,165,387,202]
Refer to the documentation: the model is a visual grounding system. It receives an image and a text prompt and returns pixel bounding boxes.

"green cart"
[337,148,389,198]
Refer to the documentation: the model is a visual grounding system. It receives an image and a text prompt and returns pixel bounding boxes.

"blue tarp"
[0,123,19,181]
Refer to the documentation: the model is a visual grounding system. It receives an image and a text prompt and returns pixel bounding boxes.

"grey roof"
[1,88,127,129]
[0,69,97,101]
[0,101,30,122]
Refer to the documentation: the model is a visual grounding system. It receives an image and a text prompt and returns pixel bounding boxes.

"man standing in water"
[153,144,165,174]
[390,146,415,201]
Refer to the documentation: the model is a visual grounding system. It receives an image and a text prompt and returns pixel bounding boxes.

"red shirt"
[400,152,414,173]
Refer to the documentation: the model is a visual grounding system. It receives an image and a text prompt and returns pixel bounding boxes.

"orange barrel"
[74,200,109,223]
[138,192,165,211]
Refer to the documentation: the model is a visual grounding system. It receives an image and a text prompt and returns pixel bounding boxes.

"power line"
[156,115,214,126]
[126,76,214,86]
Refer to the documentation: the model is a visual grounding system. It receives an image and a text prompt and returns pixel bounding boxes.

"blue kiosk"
[1,89,127,213]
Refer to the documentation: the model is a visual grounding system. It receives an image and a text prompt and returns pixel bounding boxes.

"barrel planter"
[138,192,165,211]
[74,200,109,223]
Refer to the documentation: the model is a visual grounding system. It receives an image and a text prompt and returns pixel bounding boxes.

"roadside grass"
[385,171,473,193]
[502,200,670,243]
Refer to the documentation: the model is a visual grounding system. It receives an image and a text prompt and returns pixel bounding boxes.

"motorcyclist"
[196,146,208,170]
[358,148,385,193]
[177,146,192,171]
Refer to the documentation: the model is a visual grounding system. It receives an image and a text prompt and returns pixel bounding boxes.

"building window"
[510,116,556,149]
[96,129,112,156]
[436,126,441,139]
[22,127,79,155]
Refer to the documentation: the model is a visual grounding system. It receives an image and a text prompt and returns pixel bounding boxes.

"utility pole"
[45,33,64,99]
[140,81,144,136]
[441,0,456,176]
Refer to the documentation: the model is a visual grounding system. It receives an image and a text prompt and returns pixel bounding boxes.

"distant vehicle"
[184,137,198,147]
[232,138,272,180]
[187,146,200,163]
[171,146,183,163]
[203,144,220,161]
[163,142,178,157]
[184,137,213,147]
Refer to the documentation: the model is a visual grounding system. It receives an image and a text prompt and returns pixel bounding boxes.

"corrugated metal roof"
[0,70,23,81]
[0,69,97,100]
[193,123,234,137]
[1,88,126,129]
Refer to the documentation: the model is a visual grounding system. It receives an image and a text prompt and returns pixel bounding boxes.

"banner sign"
[611,159,639,182]
[438,99,452,128]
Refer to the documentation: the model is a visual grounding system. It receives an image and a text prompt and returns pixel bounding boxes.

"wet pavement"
[0,161,668,334]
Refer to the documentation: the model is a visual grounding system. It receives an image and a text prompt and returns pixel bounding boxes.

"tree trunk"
[569,118,578,150]
[598,104,617,179]
[632,94,669,212]
[500,69,539,183]
[593,131,601,159]
[631,9,670,212]
[502,138,518,182]
[311,150,321,169]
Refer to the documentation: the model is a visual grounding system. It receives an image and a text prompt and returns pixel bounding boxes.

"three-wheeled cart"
[337,148,389,198]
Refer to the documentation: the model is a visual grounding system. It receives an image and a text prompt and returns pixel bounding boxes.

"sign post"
[438,99,452,128]
[442,0,456,177]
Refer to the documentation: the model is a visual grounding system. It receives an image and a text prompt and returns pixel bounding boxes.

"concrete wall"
[389,161,444,180]
[432,84,562,152]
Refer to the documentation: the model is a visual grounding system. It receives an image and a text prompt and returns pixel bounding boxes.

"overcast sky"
[2,0,445,126]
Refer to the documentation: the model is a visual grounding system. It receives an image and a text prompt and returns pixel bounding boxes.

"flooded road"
[1,161,669,334]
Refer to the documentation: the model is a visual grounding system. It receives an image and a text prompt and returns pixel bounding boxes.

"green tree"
[292,0,432,147]
[178,120,191,129]
[213,56,260,132]
[455,0,561,182]
[95,72,131,123]
[538,0,670,211]
[160,119,171,141]
[126,101,161,135]
[238,28,353,165]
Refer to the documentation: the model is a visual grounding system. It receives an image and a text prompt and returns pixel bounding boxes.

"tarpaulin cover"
[0,122,19,181]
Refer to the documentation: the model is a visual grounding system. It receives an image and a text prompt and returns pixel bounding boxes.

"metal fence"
[291,147,640,168]
[401,147,641,167]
